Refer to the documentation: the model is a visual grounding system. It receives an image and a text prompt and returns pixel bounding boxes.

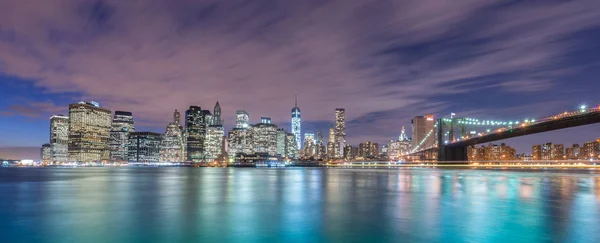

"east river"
[1,167,599,243]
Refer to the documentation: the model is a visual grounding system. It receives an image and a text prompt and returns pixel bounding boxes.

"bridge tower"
[437,118,468,162]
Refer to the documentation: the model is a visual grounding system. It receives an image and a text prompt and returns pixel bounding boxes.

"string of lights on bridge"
[440,118,536,126]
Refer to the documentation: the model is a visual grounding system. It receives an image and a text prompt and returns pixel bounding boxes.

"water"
[1,167,599,243]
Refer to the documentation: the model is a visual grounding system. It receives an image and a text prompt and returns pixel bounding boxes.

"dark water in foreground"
[1,168,600,243]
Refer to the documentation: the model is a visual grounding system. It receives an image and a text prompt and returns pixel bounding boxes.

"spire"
[295,92,298,107]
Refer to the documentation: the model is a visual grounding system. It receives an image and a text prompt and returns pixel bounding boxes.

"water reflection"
[0,168,599,243]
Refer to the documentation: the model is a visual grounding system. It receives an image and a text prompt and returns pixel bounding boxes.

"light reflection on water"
[0,167,599,243]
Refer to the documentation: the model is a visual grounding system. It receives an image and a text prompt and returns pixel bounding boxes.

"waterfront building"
[41,143,51,163]
[334,108,346,157]
[49,115,69,163]
[387,126,411,160]
[276,128,286,156]
[109,111,135,162]
[411,115,435,151]
[250,122,278,156]
[532,145,542,160]
[583,141,600,160]
[128,132,162,163]
[469,143,516,161]
[186,106,205,162]
[204,125,224,161]
[228,128,253,158]
[359,141,379,159]
[303,133,316,157]
[291,94,302,150]
[68,101,112,162]
[160,110,185,162]
[551,144,565,160]
[533,143,564,160]
[285,133,298,159]
[566,144,581,160]
[236,110,250,128]
[213,101,223,125]
[327,142,335,159]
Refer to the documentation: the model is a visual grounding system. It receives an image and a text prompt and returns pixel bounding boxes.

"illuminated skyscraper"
[327,125,336,158]
[334,108,346,157]
[251,121,278,156]
[411,115,435,151]
[41,143,51,163]
[128,132,162,162]
[204,125,224,161]
[228,128,252,158]
[186,106,204,162]
[109,111,135,162]
[276,128,286,156]
[303,133,316,157]
[68,101,112,162]
[285,133,298,159]
[236,110,250,128]
[49,115,69,163]
[291,94,302,150]
[213,101,223,125]
[160,110,184,162]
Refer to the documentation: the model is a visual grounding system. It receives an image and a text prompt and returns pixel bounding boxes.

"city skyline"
[1,0,600,159]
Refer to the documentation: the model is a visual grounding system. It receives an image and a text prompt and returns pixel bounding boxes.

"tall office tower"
[303,133,316,157]
[285,133,298,159]
[334,108,346,157]
[236,110,250,128]
[291,94,302,150]
[276,128,286,156]
[316,131,323,146]
[127,132,162,163]
[212,101,223,126]
[160,110,185,162]
[203,110,213,126]
[411,115,435,151]
[186,106,204,162]
[398,126,411,156]
[174,109,181,125]
[251,121,278,156]
[41,143,51,163]
[204,125,224,162]
[68,101,112,162]
[49,115,69,163]
[109,111,135,162]
[327,125,336,158]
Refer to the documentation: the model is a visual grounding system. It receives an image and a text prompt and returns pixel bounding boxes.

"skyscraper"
[285,133,298,159]
[204,125,224,161]
[186,106,204,162]
[334,108,346,157]
[109,111,135,162]
[411,115,435,151]
[213,101,223,126]
[228,128,252,158]
[41,143,51,163]
[160,110,185,162]
[68,101,112,162]
[276,128,286,156]
[303,133,316,157]
[236,110,250,128]
[251,121,278,156]
[49,114,69,163]
[327,125,336,159]
[291,94,302,150]
[128,132,162,163]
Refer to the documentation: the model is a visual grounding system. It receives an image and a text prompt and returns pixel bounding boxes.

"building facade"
[41,143,52,163]
[186,106,205,162]
[160,110,184,162]
[109,111,135,162]
[291,95,302,151]
[68,101,112,162]
[250,122,278,156]
[285,133,298,159]
[49,115,69,163]
[236,110,250,129]
[334,109,346,157]
[204,125,224,161]
[128,132,162,163]
[411,115,435,152]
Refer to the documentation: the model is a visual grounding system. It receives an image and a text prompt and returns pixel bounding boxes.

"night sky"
[1,0,599,159]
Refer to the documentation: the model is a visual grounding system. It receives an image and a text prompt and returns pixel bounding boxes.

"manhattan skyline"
[1,0,600,158]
